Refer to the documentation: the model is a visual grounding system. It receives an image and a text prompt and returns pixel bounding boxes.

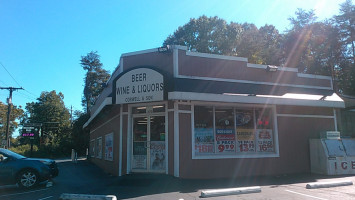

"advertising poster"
[132,142,147,169]
[150,141,165,171]
[132,155,147,169]
[236,129,256,152]
[256,129,274,152]
[195,128,214,154]
[105,133,113,161]
[215,129,235,153]
[96,137,102,158]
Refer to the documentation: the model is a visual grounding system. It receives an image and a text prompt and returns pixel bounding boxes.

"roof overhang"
[168,92,345,108]
[83,97,112,129]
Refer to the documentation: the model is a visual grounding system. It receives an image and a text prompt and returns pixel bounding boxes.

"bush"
[9,144,68,158]
[10,144,38,157]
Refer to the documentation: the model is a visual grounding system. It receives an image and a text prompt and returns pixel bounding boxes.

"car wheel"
[18,169,39,188]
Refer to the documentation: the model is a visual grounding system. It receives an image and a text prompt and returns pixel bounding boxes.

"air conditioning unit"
[320,131,341,140]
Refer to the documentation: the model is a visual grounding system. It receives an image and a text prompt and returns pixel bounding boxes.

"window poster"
[150,141,165,170]
[195,128,214,154]
[236,129,256,152]
[105,133,113,161]
[256,129,274,152]
[90,140,95,157]
[132,155,147,169]
[216,129,235,153]
[132,142,147,169]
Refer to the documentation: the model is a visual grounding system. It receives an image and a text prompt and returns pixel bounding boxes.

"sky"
[0,0,345,117]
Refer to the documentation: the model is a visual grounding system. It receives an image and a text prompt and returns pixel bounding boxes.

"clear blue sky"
[0,0,345,115]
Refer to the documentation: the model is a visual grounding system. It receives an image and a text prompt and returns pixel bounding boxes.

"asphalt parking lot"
[1,159,355,200]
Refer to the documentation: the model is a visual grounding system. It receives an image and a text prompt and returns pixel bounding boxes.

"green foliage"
[81,51,110,113]
[71,112,90,155]
[163,1,355,96]
[19,90,73,157]
[9,144,38,157]
[0,101,24,140]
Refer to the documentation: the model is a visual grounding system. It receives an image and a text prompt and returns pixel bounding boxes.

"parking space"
[1,160,354,200]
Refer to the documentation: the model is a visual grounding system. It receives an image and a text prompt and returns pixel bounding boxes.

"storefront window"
[194,106,214,154]
[255,108,274,152]
[215,108,235,153]
[194,105,276,158]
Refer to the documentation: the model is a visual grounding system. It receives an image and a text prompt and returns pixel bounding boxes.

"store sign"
[115,68,164,104]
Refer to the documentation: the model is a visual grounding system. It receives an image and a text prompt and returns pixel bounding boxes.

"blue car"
[0,148,59,188]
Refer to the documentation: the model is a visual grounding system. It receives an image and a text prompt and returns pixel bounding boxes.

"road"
[1,160,355,199]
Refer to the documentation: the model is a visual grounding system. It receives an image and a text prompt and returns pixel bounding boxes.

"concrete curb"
[201,186,261,198]
[306,180,353,189]
[59,193,117,200]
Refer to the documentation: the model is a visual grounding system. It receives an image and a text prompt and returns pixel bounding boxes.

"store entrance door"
[131,114,166,173]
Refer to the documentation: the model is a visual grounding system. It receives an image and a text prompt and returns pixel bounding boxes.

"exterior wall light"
[266,65,278,72]
[158,45,170,53]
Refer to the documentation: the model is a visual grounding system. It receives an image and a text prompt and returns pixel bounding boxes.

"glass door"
[149,116,165,172]
[132,117,148,170]
[131,115,166,172]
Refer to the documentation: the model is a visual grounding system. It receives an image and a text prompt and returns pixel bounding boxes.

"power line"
[0,62,22,88]
[0,79,9,86]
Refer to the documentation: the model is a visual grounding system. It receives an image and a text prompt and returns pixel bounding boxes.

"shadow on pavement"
[56,160,355,199]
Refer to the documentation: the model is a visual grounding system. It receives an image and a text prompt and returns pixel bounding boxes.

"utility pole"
[0,87,24,149]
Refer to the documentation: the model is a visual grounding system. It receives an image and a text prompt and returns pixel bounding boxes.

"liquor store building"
[83,45,344,179]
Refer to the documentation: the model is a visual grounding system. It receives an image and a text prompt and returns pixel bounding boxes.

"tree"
[71,111,90,155]
[335,0,355,64]
[163,16,282,65]
[0,101,24,141]
[81,51,110,114]
[163,16,243,55]
[22,91,71,154]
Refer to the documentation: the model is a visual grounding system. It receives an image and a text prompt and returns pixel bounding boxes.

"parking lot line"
[38,195,53,200]
[285,189,328,200]
[0,188,49,198]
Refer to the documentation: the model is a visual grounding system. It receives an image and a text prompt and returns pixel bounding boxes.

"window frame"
[191,103,279,159]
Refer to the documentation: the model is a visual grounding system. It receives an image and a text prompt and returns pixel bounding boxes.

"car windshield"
[0,149,26,159]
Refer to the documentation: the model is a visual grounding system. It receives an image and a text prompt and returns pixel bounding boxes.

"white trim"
[276,114,335,118]
[119,57,123,74]
[173,101,179,177]
[177,74,332,91]
[297,73,332,80]
[167,109,174,112]
[192,153,280,159]
[333,109,338,131]
[247,63,298,72]
[119,107,123,176]
[168,92,345,108]
[173,45,188,50]
[178,110,192,114]
[191,104,195,161]
[272,105,280,157]
[165,105,169,174]
[186,51,248,62]
[121,48,158,57]
[90,115,120,134]
[83,97,112,129]
[126,106,132,174]
[173,46,179,78]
